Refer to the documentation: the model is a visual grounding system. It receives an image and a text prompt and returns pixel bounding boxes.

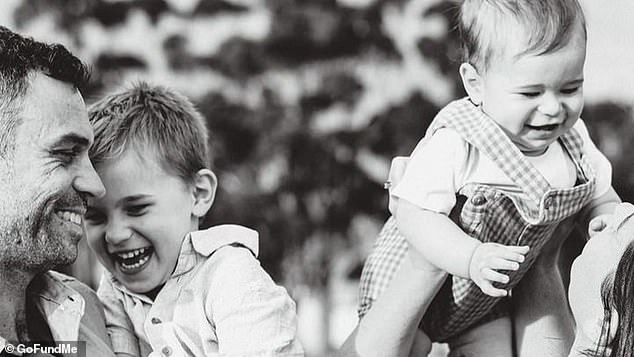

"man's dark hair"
[0,26,90,156]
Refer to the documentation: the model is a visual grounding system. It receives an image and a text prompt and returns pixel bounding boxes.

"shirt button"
[162,346,172,356]
[151,317,162,324]
[544,197,554,209]
[471,194,487,206]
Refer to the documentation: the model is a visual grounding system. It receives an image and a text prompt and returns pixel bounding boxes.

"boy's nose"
[105,223,133,246]
[538,93,562,117]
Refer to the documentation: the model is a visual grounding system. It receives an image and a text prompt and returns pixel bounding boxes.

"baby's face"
[476,28,586,155]
[85,147,198,294]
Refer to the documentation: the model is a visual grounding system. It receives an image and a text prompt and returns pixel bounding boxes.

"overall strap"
[427,98,551,205]
[558,125,592,181]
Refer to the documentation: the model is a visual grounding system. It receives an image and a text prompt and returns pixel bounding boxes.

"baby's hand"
[588,214,610,238]
[468,243,529,297]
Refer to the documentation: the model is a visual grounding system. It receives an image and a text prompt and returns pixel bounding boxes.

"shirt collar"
[172,224,259,277]
[0,272,86,349]
[109,225,259,298]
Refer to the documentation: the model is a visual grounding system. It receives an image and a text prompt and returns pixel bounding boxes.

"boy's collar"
[108,224,260,300]
[171,224,259,278]
[189,224,259,257]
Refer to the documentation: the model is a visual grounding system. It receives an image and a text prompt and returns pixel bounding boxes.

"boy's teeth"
[120,254,150,270]
[116,247,148,260]
[56,210,82,225]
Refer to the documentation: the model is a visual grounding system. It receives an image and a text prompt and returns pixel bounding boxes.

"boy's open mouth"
[111,247,154,272]
[526,123,560,131]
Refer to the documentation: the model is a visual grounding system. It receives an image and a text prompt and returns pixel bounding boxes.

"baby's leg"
[408,329,433,357]
[358,217,446,356]
[447,315,514,357]
[512,218,576,357]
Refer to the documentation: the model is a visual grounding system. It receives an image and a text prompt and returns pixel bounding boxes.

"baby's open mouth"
[526,123,560,131]
[111,247,154,271]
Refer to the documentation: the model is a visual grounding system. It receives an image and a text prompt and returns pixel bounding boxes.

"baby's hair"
[88,82,210,184]
[590,239,634,357]
[458,0,587,71]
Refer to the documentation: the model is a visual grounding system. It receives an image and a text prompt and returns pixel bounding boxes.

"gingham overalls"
[358,98,596,342]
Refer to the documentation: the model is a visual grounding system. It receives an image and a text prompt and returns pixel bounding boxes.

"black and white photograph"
[0,0,633,356]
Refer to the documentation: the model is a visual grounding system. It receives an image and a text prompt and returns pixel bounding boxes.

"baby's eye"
[126,204,149,217]
[84,209,106,225]
[561,86,581,95]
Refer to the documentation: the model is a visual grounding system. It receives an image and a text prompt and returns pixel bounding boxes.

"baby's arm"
[573,120,622,237]
[396,199,529,297]
[584,186,621,237]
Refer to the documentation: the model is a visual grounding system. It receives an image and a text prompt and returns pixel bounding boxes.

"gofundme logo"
[0,342,83,356]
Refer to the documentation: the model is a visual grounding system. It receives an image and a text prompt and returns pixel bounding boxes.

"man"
[0,27,115,356]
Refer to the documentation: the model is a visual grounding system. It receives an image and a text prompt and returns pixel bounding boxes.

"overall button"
[162,346,172,356]
[151,317,162,324]
[471,194,487,206]
[544,197,554,209]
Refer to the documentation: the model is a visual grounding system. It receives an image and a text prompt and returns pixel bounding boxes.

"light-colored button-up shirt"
[98,225,303,357]
[0,271,116,357]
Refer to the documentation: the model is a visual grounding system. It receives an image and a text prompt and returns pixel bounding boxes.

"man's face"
[0,73,105,271]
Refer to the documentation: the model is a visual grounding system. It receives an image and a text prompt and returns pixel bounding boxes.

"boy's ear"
[459,62,484,105]
[191,169,217,218]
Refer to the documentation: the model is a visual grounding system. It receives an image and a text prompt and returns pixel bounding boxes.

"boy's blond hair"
[459,0,587,71]
[88,82,210,184]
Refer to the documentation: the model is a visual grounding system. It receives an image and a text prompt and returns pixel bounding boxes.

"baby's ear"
[192,169,217,218]
[459,62,484,105]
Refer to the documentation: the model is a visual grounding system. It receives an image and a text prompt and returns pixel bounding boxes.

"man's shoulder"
[44,271,99,301]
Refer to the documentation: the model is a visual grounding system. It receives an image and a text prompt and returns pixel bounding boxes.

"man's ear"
[192,169,217,218]
[459,62,484,105]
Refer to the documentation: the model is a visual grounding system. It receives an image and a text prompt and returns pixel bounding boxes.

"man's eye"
[127,205,149,216]
[519,91,540,98]
[52,149,79,164]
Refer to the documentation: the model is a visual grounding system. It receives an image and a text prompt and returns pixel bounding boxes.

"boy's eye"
[519,91,541,98]
[84,209,106,225]
[126,204,149,216]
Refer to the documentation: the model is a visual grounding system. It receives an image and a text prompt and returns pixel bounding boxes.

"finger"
[477,280,508,297]
[487,258,520,271]
[589,219,607,232]
[481,268,510,284]
[506,245,530,254]
[494,248,528,263]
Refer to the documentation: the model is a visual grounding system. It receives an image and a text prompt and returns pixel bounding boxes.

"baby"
[358,0,620,355]
[84,83,304,356]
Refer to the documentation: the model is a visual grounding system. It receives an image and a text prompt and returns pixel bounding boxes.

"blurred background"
[2,0,634,355]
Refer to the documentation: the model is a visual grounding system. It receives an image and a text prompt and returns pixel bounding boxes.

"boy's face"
[464,28,586,155]
[85,147,198,294]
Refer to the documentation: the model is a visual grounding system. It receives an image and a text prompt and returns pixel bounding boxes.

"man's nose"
[74,155,105,199]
